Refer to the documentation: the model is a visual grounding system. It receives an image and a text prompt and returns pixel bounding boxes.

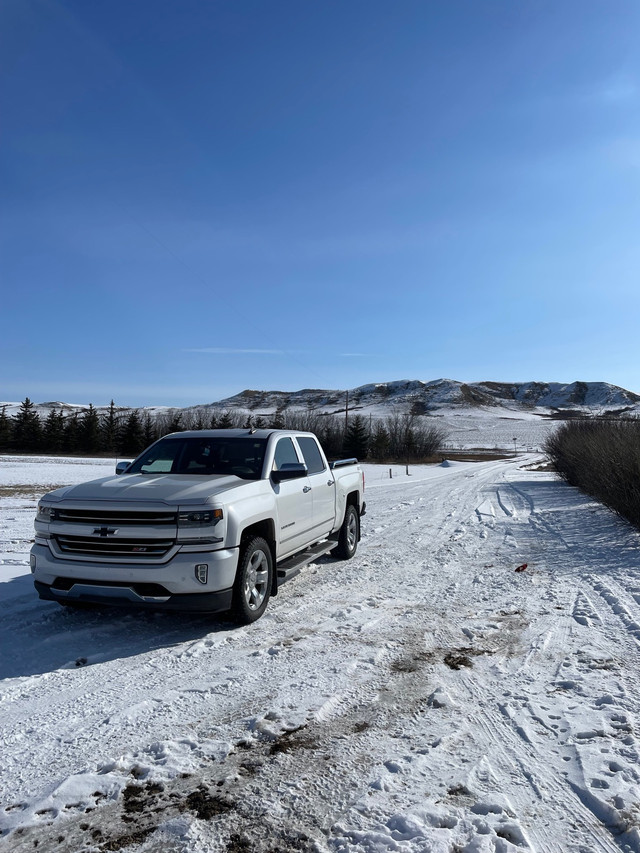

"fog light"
[30,554,36,573]
[195,564,208,585]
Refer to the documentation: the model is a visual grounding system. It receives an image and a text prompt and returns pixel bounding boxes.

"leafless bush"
[545,417,640,529]
[383,413,448,460]
[149,408,448,463]
[279,410,345,458]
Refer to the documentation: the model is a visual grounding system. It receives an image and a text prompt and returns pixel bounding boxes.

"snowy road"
[1,456,640,852]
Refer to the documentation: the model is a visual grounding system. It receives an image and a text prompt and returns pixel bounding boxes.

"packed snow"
[2,454,640,852]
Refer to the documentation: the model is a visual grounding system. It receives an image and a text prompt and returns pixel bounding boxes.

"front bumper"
[34,580,233,612]
[31,542,239,612]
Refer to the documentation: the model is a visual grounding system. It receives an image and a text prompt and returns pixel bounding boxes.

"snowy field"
[436,410,559,452]
[2,455,640,852]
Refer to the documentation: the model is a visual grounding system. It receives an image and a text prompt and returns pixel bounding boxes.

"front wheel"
[231,536,273,624]
[332,504,359,559]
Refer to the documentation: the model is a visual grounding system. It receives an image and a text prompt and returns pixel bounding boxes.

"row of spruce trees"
[0,398,448,461]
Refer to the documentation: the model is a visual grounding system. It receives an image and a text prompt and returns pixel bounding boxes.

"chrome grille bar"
[55,535,174,558]
[52,508,177,525]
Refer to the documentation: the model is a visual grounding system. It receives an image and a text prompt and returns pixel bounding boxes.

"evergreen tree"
[42,409,65,453]
[142,413,157,448]
[12,398,42,451]
[271,407,286,429]
[101,401,120,453]
[218,411,234,429]
[0,406,11,451]
[63,412,81,453]
[317,418,344,460]
[369,421,390,460]
[209,413,218,429]
[119,410,145,456]
[165,411,183,434]
[80,404,102,454]
[343,415,369,460]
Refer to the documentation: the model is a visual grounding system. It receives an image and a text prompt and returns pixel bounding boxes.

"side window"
[273,437,300,470]
[296,436,326,475]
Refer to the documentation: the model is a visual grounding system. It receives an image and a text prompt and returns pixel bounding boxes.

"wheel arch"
[239,519,278,595]
[345,490,362,538]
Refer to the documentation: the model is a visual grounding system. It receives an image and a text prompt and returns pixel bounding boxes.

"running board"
[277,540,336,584]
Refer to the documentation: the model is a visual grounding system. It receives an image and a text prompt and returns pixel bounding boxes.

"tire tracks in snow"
[4,459,640,852]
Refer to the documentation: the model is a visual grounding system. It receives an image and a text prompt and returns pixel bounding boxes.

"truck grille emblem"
[93,527,118,537]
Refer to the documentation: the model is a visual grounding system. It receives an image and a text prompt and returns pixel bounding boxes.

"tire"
[332,504,359,559]
[231,536,273,624]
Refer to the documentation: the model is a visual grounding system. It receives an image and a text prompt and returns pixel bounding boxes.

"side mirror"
[271,463,308,483]
[115,461,132,475]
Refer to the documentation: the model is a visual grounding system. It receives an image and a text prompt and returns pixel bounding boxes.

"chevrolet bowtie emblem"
[93,527,118,536]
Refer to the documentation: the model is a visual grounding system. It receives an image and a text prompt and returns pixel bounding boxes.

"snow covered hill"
[3,379,639,422]
[2,454,640,852]
[191,378,640,418]
[3,379,638,453]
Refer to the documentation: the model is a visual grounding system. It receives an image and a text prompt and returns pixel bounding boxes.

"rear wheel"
[332,504,359,559]
[231,536,273,624]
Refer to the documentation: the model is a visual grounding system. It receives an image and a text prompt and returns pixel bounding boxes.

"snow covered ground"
[2,454,640,852]
[436,409,558,452]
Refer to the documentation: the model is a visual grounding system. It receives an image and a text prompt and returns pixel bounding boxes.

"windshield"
[127,436,267,479]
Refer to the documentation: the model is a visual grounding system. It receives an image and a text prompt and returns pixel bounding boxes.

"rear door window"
[296,436,326,475]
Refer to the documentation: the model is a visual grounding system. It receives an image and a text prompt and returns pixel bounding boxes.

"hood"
[44,473,249,506]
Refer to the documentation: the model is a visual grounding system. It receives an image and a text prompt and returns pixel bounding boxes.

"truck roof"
[162,428,317,440]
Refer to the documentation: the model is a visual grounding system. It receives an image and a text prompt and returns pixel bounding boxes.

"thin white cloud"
[607,138,640,170]
[185,347,285,355]
[340,353,371,357]
[595,74,637,104]
[518,73,637,117]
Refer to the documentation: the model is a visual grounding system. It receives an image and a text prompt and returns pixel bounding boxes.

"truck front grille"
[54,535,174,559]
[52,508,177,525]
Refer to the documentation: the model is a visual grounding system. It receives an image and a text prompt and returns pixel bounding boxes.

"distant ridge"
[3,379,639,420]
[205,379,640,418]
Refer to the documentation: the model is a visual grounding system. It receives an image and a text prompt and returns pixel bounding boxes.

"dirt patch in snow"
[0,484,66,498]
[185,786,234,820]
[443,647,490,670]
[101,827,155,851]
[390,651,436,672]
[269,725,318,755]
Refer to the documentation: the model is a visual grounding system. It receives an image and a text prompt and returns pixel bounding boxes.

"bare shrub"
[545,417,640,529]
[383,413,448,461]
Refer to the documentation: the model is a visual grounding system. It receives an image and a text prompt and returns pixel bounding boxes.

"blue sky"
[2,0,640,407]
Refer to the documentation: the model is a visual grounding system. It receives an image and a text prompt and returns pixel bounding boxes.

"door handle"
[303,485,312,493]
[327,480,335,486]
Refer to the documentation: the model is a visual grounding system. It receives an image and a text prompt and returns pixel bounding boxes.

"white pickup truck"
[31,429,365,623]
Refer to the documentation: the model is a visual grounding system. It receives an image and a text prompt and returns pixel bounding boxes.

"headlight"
[36,503,55,522]
[178,509,223,527]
